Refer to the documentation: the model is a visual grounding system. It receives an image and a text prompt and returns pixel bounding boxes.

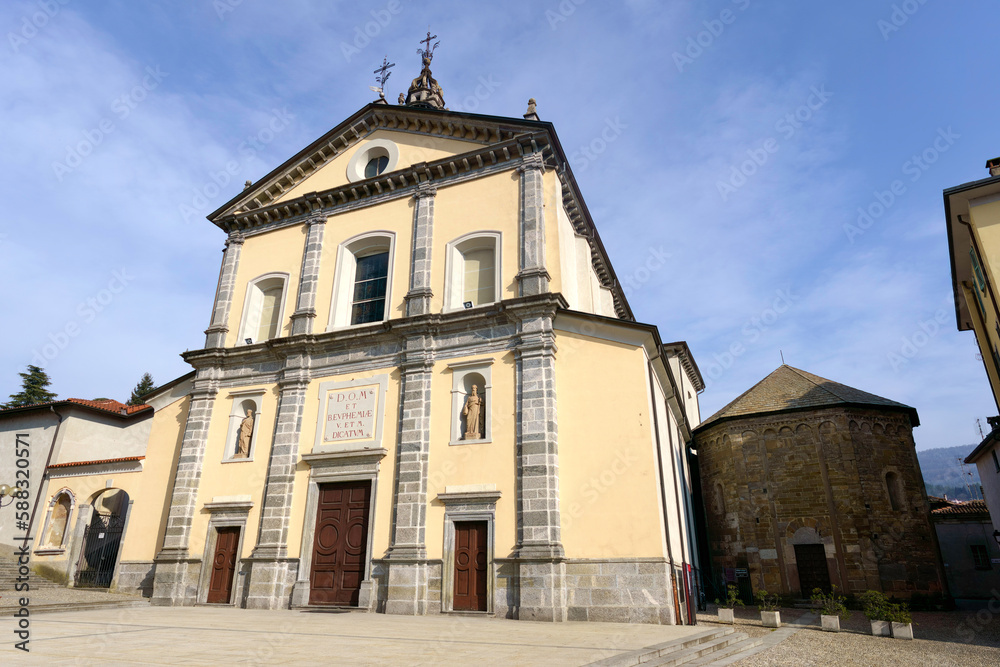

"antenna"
[977,418,985,440]
[780,350,785,365]
[957,457,981,501]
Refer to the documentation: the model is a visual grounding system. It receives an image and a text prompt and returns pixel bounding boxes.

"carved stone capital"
[413,184,438,200]
[517,153,545,174]
[225,231,246,247]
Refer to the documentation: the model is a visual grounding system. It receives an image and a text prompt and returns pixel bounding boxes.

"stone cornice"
[181,293,567,371]
[216,133,552,236]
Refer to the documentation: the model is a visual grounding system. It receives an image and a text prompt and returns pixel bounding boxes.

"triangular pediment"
[208,103,544,223]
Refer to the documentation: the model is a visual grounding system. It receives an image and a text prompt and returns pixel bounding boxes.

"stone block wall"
[695,406,945,599]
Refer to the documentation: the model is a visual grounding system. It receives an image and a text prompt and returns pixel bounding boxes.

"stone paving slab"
[0,606,708,666]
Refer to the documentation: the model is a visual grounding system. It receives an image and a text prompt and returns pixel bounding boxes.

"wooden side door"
[309,481,371,606]
[794,544,832,596]
[207,527,240,604]
[453,521,488,611]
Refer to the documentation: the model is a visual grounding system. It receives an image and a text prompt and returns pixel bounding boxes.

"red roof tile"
[48,456,145,469]
[931,499,990,517]
[0,398,151,417]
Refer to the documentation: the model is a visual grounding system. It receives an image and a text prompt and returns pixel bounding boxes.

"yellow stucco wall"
[186,385,278,559]
[285,366,402,560]
[225,224,305,347]
[425,352,518,559]
[277,130,487,203]
[431,171,520,312]
[32,394,190,566]
[555,330,664,559]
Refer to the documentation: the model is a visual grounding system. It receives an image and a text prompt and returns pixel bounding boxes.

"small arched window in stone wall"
[712,482,726,516]
[885,471,903,511]
[45,492,72,548]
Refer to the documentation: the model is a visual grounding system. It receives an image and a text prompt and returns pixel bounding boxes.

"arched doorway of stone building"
[789,527,832,596]
[75,488,130,588]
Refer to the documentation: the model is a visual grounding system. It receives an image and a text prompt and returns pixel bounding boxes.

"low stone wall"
[564,559,675,624]
[114,561,155,597]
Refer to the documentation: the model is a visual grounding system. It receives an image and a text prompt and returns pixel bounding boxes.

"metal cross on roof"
[372,55,395,96]
[417,30,439,62]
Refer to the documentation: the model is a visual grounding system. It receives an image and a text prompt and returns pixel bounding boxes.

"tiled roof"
[48,456,145,469]
[931,499,991,518]
[696,365,919,431]
[0,398,151,418]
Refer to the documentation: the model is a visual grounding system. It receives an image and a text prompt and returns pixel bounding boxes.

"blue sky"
[2,1,998,451]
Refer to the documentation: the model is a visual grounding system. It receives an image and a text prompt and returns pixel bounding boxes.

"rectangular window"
[972,544,991,570]
[463,248,496,306]
[351,252,389,324]
[256,285,282,341]
[992,449,1000,473]
[971,248,988,315]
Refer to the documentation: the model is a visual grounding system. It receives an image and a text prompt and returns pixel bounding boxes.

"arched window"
[329,233,395,329]
[44,491,74,548]
[885,471,903,511]
[712,482,726,516]
[238,274,288,345]
[445,233,501,311]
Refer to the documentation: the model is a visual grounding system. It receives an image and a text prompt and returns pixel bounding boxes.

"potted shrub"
[756,590,781,628]
[859,590,890,637]
[811,586,850,632]
[715,584,743,623]
[888,602,914,640]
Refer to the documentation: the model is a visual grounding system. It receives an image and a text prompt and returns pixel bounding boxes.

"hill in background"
[917,445,983,501]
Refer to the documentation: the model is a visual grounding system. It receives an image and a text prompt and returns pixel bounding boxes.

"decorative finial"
[405,31,445,109]
[371,55,395,103]
[524,98,539,121]
[398,92,405,105]
[418,29,439,63]
[244,180,252,189]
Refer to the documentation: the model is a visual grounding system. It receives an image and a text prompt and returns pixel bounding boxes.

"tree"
[3,365,57,408]
[127,372,156,406]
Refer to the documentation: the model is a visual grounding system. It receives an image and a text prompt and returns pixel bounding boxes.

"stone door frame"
[196,499,252,606]
[436,488,501,614]
[291,448,387,609]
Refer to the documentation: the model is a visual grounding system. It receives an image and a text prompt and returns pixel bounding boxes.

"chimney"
[988,157,1000,177]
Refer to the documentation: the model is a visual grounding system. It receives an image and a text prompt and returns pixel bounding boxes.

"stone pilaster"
[244,362,310,610]
[151,377,218,606]
[404,185,437,317]
[514,312,566,621]
[204,231,245,348]
[516,154,550,296]
[290,213,327,336]
[384,335,434,615]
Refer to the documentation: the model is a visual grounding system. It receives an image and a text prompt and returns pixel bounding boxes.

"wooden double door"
[309,481,372,606]
[795,544,832,596]
[207,526,240,604]
[453,521,489,611]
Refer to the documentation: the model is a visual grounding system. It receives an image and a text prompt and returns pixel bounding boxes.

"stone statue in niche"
[235,408,255,458]
[462,385,485,440]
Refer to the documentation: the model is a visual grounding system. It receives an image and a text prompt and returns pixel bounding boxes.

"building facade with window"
[692,365,946,600]
[945,158,1000,538]
[127,59,707,624]
[930,499,1000,600]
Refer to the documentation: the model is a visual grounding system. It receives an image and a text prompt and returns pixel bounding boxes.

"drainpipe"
[24,405,63,549]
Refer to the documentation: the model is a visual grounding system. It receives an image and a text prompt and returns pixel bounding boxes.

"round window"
[365,155,389,178]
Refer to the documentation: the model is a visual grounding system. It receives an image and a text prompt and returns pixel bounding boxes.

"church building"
[19,43,704,625]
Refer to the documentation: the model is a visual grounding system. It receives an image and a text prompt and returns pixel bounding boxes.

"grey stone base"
[242,557,298,610]
[494,560,519,619]
[518,559,567,622]
[114,561,156,597]
[563,560,675,625]
[382,559,434,616]
[150,556,201,606]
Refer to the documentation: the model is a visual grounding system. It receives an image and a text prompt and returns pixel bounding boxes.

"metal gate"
[75,512,125,588]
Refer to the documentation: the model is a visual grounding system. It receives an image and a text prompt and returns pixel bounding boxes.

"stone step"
[0,599,149,615]
[642,633,753,667]
[584,628,734,667]
[684,636,765,666]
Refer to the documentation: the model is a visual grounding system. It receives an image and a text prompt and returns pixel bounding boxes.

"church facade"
[21,53,705,625]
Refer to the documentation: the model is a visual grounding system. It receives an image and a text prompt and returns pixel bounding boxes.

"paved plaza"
[0,606,708,666]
